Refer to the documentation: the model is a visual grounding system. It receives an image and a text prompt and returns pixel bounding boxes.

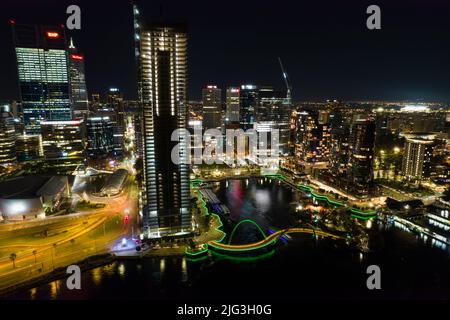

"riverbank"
[0,253,114,297]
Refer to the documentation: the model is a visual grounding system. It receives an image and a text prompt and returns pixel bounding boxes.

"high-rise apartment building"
[347,118,376,196]
[140,21,191,237]
[295,109,331,164]
[402,133,434,181]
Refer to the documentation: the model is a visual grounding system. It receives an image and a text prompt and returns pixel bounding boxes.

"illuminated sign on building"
[70,54,84,60]
[46,31,60,38]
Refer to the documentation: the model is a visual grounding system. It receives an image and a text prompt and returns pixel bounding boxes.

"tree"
[10,253,17,269]
[32,250,37,264]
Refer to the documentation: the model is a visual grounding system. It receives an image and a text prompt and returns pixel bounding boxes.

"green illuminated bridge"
[187,175,368,257]
[208,226,343,252]
[187,218,344,257]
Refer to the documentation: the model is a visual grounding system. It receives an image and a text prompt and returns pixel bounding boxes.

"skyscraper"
[68,38,89,116]
[140,21,191,237]
[106,88,125,155]
[225,87,240,124]
[347,118,376,196]
[0,106,17,166]
[257,87,291,156]
[295,110,330,164]
[401,133,434,181]
[240,84,258,131]
[11,23,72,134]
[202,85,222,130]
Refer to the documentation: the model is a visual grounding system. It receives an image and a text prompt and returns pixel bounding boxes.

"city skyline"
[0,0,449,102]
[0,0,450,307]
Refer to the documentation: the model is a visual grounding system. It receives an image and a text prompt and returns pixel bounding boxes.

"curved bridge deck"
[208,227,343,252]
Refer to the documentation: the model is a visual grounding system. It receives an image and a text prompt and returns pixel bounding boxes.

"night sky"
[0,0,449,102]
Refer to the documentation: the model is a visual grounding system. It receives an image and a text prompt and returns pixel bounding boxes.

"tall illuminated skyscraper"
[347,118,375,196]
[140,21,191,237]
[11,23,72,134]
[0,106,17,166]
[401,133,434,181]
[68,38,89,116]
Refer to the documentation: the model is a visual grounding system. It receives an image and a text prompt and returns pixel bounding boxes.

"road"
[0,176,139,292]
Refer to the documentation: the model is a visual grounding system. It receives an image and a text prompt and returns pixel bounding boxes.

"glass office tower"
[202,85,222,130]
[12,23,72,134]
[68,38,89,116]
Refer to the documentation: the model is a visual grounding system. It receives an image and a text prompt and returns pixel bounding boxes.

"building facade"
[225,87,240,124]
[401,133,434,181]
[202,85,222,130]
[240,84,258,131]
[68,38,89,116]
[140,21,191,237]
[15,134,42,161]
[347,118,376,196]
[86,116,114,158]
[257,87,291,156]
[12,23,72,134]
[0,107,17,166]
[40,119,85,172]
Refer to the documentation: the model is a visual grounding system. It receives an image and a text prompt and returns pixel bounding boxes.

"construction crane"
[278,57,292,105]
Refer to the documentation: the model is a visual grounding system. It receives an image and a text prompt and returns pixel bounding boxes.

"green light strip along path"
[186,182,225,257]
[270,175,378,219]
[186,173,370,257]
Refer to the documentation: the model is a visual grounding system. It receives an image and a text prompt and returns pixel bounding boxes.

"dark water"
[212,178,298,244]
[6,178,450,300]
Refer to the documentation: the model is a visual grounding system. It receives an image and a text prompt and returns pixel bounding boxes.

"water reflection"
[30,287,37,300]
[91,267,102,286]
[181,258,188,282]
[7,178,450,300]
[49,280,60,299]
[118,263,125,278]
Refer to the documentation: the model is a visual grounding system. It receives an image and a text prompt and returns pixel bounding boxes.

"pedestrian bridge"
[207,219,343,253]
